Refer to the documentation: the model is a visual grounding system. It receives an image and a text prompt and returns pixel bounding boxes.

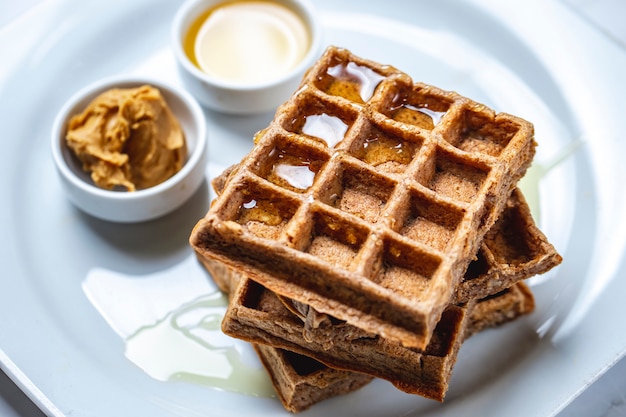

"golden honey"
[300,113,349,148]
[183,0,310,85]
[324,61,386,103]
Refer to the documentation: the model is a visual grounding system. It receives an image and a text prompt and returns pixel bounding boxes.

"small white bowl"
[51,76,208,223]
[171,0,322,115]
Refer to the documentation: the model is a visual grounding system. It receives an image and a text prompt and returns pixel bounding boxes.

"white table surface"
[1,1,625,416]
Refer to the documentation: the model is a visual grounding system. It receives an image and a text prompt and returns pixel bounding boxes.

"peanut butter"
[65,85,187,191]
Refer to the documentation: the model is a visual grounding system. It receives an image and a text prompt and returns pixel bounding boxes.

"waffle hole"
[281,96,357,149]
[256,136,329,193]
[239,278,265,310]
[238,280,300,326]
[423,307,463,356]
[280,349,328,376]
[303,211,368,270]
[428,147,490,204]
[373,238,441,300]
[483,195,537,266]
[235,183,298,240]
[463,247,491,282]
[349,119,422,176]
[314,57,387,104]
[384,84,452,130]
[450,109,520,157]
[319,163,395,224]
[399,190,464,252]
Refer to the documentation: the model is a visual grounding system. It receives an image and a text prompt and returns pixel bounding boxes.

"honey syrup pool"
[82,254,275,398]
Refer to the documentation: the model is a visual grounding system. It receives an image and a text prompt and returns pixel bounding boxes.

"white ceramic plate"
[2,0,626,416]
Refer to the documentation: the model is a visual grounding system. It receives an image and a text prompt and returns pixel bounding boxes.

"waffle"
[210,165,560,305]
[197,253,374,411]
[190,46,537,349]
[199,257,534,412]
[252,344,374,413]
[199,253,534,402]
[252,284,534,412]
[453,187,561,303]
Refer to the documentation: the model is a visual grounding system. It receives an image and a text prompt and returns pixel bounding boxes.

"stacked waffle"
[190,46,562,412]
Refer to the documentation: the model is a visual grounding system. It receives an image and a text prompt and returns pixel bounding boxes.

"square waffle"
[191,46,537,349]
[197,165,547,406]
[198,253,534,402]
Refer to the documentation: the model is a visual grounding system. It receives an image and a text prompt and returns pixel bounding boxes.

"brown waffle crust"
[197,253,374,412]
[197,254,534,408]
[191,46,537,349]
[454,187,561,303]
[252,344,374,413]
[210,165,560,305]
[198,254,534,402]
[251,282,532,415]
[251,282,533,412]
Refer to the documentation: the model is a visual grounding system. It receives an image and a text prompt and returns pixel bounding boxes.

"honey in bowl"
[184,0,311,85]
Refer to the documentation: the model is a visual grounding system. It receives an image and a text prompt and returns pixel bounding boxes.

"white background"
[1,0,625,416]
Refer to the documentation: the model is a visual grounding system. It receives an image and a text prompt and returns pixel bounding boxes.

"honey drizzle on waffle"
[192,46,536,349]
